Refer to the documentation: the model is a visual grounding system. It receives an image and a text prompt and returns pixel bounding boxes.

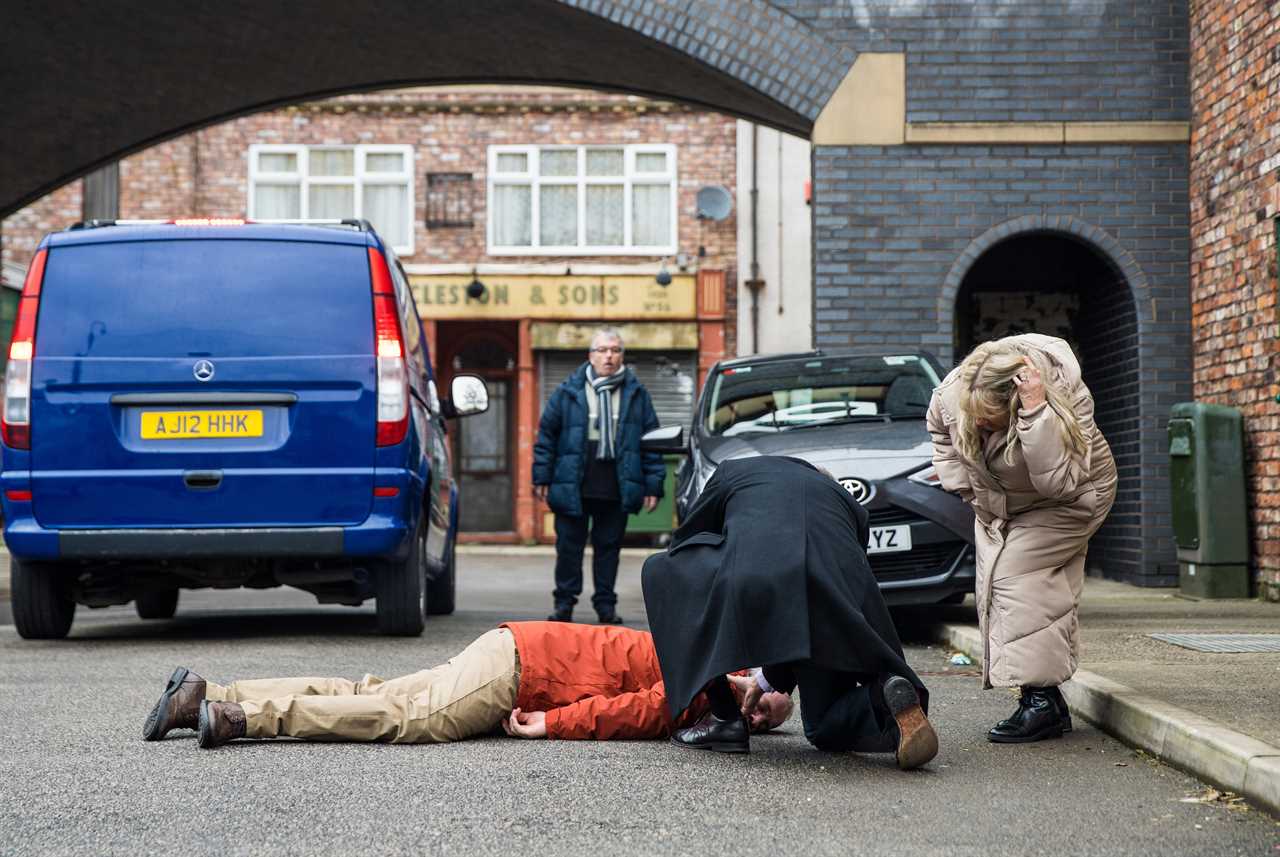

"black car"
[660,350,975,607]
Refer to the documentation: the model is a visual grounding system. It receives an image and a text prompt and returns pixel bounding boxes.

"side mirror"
[641,425,686,454]
[448,374,489,418]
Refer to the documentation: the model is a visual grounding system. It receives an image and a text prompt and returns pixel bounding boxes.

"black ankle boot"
[1042,685,1073,733]
[987,687,1066,744]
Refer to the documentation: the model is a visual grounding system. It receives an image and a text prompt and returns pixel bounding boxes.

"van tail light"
[369,248,409,447]
[3,249,45,450]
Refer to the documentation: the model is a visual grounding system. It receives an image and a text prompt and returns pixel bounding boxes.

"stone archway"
[941,217,1160,585]
[0,0,854,217]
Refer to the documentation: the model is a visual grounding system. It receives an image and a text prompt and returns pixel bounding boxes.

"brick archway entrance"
[952,229,1150,584]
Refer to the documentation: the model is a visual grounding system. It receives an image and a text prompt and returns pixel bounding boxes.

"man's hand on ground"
[502,708,547,739]
[643,495,659,513]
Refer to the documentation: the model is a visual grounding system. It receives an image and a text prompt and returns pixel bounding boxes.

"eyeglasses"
[590,347,624,355]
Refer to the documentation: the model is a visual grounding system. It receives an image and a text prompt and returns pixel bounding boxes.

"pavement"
[2,552,1278,856]
[923,578,1280,818]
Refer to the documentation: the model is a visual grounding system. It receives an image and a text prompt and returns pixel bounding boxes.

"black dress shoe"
[596,612,624,625]
[883,676,939,770]
[988,687,1066,743]
[671,712,750,754]
[547,609,573,622]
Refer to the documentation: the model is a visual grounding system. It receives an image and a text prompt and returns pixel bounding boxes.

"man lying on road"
[143,621,795,748]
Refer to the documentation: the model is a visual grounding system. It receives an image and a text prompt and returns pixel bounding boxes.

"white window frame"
[248,143,415,255]
[486,144,677,256]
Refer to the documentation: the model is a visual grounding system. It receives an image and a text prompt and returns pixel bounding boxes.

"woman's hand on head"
[1012,355,1046,411]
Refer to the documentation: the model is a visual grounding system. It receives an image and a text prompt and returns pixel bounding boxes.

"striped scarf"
[587,365,626,460]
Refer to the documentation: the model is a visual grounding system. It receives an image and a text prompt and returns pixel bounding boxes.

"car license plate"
[140,410,264,440]
[867,524,912,554]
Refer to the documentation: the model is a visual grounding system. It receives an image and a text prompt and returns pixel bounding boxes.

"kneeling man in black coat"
[641,455,938,769]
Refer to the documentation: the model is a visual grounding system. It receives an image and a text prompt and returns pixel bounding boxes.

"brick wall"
[813,143,1192,584]
[776,0,1190,123]
[1189,1,1280,596]
[1,86,739,352]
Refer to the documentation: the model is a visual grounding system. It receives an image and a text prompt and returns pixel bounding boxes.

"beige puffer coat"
[927,334,1116,689]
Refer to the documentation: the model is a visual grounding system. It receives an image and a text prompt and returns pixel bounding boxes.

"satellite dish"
[696,185,733,221]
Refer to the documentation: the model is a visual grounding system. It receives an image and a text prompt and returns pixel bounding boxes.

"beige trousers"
[204,628,520,743]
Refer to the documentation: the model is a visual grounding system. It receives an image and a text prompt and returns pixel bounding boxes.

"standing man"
[533,327,664,624]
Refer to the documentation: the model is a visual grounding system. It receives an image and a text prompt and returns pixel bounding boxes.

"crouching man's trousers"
[204,628,519,743]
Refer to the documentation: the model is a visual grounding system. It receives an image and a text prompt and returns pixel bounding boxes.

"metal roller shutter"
[538,350,698,430]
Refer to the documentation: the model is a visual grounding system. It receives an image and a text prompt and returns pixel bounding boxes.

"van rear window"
[36,240,374,357]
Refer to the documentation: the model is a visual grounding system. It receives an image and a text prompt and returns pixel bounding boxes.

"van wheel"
[136,589,179,620]
[375,515,427,636]
[11,557,75,639]
[426,538,456,616]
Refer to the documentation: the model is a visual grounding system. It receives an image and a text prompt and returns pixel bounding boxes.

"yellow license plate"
[140,410,264,440]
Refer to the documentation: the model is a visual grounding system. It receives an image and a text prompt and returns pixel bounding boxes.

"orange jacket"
[501,621,710,740]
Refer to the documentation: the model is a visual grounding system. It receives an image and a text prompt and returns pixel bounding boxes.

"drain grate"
[1149,633,1280,653]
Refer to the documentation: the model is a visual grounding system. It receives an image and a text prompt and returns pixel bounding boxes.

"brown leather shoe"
[197,700,247,749]
[884,676,939,770]
[143,666,207,741]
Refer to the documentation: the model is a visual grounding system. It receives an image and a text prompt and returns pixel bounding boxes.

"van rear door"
[29,235,377,528]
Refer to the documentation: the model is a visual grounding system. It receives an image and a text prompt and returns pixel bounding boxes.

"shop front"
[411,269,727,544]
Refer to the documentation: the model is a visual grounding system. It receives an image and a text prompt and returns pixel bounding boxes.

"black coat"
[532,363,665,517]
[641,455,927,717]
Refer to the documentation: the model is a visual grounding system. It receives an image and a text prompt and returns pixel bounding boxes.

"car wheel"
[375,514,427,636]
[11,557,75,639]
[425,536,456,616]
[135,589,179,620]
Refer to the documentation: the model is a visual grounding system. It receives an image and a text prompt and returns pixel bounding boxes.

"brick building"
[0,86,739,544]
[1188,1,1280,600]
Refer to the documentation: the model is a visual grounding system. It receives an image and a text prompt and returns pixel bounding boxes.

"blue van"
[2,219,487,638]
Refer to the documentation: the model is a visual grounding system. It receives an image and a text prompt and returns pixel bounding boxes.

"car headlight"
[907,464,946,489]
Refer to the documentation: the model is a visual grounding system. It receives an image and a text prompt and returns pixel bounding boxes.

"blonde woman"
[927,334,1116,743]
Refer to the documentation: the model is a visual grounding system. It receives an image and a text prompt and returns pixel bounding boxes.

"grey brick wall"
[775,0,1190,123]
[812,143,1191,584]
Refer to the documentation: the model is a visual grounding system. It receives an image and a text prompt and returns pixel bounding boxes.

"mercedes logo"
[838,476,875,506]
[192,359,215,382]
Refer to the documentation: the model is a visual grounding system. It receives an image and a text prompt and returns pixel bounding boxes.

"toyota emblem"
[192,359,215,382]
[838,476,875,505]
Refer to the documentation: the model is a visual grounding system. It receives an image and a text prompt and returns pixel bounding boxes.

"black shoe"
[670,712,750,754]
[596,612,624,625]
[883,676,939,770]
[1041,684,1073,733]
[988,687,1066,744]
[547,608,573,622]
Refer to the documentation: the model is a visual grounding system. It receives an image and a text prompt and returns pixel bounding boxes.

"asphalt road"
[1,553,1276,857]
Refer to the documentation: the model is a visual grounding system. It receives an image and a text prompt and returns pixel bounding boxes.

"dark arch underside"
[0,0,838,217]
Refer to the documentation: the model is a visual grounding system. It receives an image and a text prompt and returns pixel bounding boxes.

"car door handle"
[183,470,223,491]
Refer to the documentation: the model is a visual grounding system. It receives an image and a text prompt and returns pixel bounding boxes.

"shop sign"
[409,274,695,320]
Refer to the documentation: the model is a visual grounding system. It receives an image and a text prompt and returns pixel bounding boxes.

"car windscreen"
[703,355,941,436]
[36,239,374,358]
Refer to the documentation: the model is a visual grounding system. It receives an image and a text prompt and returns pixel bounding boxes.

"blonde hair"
[954,338,1088,466]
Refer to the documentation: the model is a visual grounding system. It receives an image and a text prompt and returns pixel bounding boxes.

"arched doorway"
[955,232,1140,580]
[438,323,518,534]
